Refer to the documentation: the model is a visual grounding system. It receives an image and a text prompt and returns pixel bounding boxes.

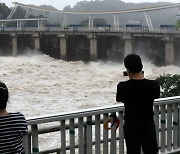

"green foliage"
[176,20,180,31]
[0,4,45,27]
[13,6,26,19]
[155,74,180,98]
[0,3,11,19]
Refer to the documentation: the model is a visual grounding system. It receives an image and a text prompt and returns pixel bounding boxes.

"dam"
[0,2,180,65]
[0,27,180,65]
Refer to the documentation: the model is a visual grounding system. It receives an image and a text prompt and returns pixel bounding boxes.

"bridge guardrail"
[1,26,180,34]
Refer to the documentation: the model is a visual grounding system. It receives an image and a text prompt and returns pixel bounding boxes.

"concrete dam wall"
[0,30,180,65]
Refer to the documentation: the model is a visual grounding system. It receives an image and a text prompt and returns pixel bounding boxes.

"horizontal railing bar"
[154,96,180,105]
[159,144,180,150]
[39,133,180,154]
[159,148,180,154]
[26,104,124,125]
[28,119,105,135]
[40,137,121,154]
[1,26,180,33]
[27,119,173,137]
[26,96,180,125]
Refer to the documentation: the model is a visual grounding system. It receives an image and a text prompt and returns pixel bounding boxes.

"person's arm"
[17,113,28,136]
[116,82,125,103]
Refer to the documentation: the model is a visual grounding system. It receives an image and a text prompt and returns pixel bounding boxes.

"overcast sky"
[1,0,180,9]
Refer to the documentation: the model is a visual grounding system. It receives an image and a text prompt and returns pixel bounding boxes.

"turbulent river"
[1,53,180,151]
[0,53,179,119]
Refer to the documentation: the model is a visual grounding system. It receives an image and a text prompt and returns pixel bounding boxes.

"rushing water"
[0,53,179,119]
[1,53,180,151]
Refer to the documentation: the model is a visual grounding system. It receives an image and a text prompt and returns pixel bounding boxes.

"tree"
[155,74,180,98]
[63,5,72,11]
[176,20,180,30]
[0,3,11,19]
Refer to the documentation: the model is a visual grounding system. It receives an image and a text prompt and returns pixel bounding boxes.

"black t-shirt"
[116,79,160,123]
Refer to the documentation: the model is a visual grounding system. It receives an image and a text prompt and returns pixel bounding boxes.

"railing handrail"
[24,96,180,154]
[154,96,180,105]
[26,104,124,125]
[26,96,180,125]
[1,26,180,34]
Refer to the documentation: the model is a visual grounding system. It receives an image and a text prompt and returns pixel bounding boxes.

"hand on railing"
[103,114,120,132]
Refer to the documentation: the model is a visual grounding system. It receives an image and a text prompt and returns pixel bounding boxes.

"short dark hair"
[0,82,9,110]
[124,54,143,73]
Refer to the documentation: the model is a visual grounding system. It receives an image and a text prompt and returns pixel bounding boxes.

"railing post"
[160,105,166,152]
[118,111,124,154]
[23,134,30,154]
[110,113,116,154]
[110,130,116,154]
[103,114,108,154]
[154,105,159,145]
[84,124,87,154]
[86,116,92,154]
[95,115,101,154]
[31,124,39,154]
[28,134,31,153]
[173,103,178,149]
[78,117,84,154]
[167,104,172,151]
[69,119,75,154]
[60,120,66,154]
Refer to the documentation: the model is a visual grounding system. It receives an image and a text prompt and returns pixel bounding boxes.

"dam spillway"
[0,28,180,65]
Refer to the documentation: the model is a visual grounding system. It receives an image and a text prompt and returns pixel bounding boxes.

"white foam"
[0,54,179,118]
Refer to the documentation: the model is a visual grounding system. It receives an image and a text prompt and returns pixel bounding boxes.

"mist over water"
[0,54,179,118]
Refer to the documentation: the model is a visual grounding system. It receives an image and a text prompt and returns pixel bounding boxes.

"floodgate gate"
[23,96,180,154]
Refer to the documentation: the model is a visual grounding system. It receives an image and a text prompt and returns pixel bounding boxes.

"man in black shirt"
[116,54,160,154]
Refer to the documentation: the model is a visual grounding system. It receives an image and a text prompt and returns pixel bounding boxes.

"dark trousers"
[124,122,159,154]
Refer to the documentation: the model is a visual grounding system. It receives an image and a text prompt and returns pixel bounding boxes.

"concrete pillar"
[59,33,67,60]
[88,33,97,60]
[11,33,17,56]
[33,33,40,51]
[123,35,133,57]
[165,40,174,64]
[34,37,40,50]
[90,38,97,60]
[162,37,174,64]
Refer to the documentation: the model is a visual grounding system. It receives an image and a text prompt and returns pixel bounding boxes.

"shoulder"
[117,80,129,87]
[9,112,27,120]
[144,79,160,95]
[117,81,126,89]
[144,79,159,86]
[10,112,25,116]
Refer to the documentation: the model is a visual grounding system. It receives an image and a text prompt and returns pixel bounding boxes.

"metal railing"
[23,96,180,154]
[1,26,180,34]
